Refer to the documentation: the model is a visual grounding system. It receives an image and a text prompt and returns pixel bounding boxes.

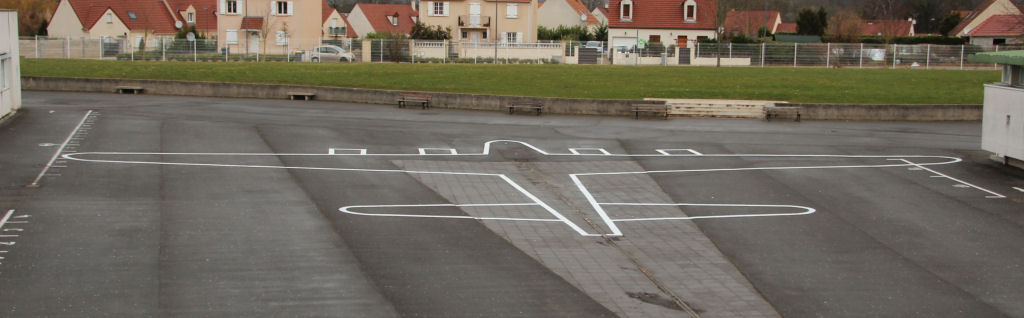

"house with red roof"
[538,0,600,29]
[950,0,1023,37]
[607,0,717,50]
[347,4,418,38]
[776,22,796,34]
[967,14,1024,45]
[859,19,916,37]
[215,0,338,54]
[723,10,781,37]
[48,0,182,44]
[417,0,537,43]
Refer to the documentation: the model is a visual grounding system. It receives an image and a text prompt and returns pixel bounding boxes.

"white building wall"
[982,84,1024,164]
[1,10,22,118]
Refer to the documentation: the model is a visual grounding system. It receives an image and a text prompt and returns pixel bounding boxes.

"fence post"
[34,35,39,58]
[960,44,964,70]
[892,44,897,69]
[793,42,797,68]
[193,39,197,62]
[379,40,383,62]
[65,36,70,59]
[925,44,930,69]
[826,43,830,68]
[761,42,765,68]
[729,42,732,59]
[859,43,863,68]
[994,45,999,69]
[162,38,166,61]
[130,40,134,61]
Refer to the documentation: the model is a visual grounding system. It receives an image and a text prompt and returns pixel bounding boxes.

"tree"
[938,12,962,36]
[0,0,57,36]
[593,24,608,42]
[860,0,906,20]
[827,9,862,42]
[410,22,451,40]
[796,7,827,36]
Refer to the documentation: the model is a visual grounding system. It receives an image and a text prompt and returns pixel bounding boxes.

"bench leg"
[398,101,405,108]
[635,112,639,120]
[795,113,801,122]
[536,108,541,116]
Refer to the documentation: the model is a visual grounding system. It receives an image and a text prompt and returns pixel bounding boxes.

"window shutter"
[501,32,507,43]
[270,1,277,15]
[287,1,294,15]
[426,2,433,16]
[443,2,449,16]
[219,0,226,14]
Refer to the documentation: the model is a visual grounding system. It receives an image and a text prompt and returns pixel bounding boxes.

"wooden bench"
[115,86,144,94]
[396,93,432,109]
[631,103,670,120]
[508,102,543,116]
[288,92,316,100]
[765,106,802,122]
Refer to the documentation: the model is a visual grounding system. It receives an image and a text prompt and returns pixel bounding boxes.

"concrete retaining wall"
[20,76,636,116]
[783,103,982,121]
[21,76,983,121]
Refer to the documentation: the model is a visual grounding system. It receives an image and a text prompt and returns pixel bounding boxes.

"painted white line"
[1013,187,1024,193]
[29,110,94,187]
[329,148,367,155]
[893,159,1006,199]
[0,235,18,238]
[4,229,23,232]
[418,148,458,155]
[339,203,561,222]
[570,174,623,237]
[602,203,816,221]
[656,149,703,156]
[497,175,601,237]
[0,210,13,229]
[569,148,612,155]
[0,242,14,246]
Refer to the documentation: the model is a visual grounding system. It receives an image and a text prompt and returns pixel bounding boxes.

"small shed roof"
[969,50,1024,66]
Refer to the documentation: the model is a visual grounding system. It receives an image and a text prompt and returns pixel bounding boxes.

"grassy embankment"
[21,59,999,104]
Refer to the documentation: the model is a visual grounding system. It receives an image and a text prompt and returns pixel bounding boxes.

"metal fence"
[19,36,1013,69]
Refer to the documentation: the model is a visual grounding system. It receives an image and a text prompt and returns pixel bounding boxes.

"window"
[649,35,660,43]
[187,12,194,23]
[684,0,696,22]
[503,32,521,44]
[276,31,287,45]
[106,12,113,23]
[462,31,467,39]
[273,1,292,16]
[432,2,449,17]
[506,4,518,18]
[387,15,398,26]
[128,11,137,20]
[226,29,238,44]
[620,0,632,21]
[332,18,338,28]
[226,0,238,14]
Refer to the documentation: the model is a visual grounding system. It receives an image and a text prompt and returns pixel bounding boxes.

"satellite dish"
[175,21,183,29]
[186,32,196,41]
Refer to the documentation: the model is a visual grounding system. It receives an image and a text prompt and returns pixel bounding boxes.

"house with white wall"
[347,3,418,38]
[538,0,599,29]
[950,0,1023,38]
[417,0,538,43]
[1,10,21,119]
[592,6,608,25]
[607,0,716,51]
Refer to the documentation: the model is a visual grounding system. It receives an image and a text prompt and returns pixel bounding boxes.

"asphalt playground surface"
[1,91,1023,317]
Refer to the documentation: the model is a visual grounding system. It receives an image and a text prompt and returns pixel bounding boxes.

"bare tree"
[827,9,861,43]
[257,9,280,59]
[0,0,57,36]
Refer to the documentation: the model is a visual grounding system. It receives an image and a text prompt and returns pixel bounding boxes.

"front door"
[469,3,481,26]
[677,36,688,48]
[248,32,260,54]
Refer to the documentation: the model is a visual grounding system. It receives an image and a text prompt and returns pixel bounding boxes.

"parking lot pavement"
[1,91,1023,317]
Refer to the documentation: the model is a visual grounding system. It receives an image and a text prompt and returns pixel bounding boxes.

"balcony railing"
[458,15,491,28]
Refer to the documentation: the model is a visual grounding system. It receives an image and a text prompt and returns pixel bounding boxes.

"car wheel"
[340,57,349,62]
[311,57,320,63]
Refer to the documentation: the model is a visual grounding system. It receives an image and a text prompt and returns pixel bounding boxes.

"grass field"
[21,59,999,104]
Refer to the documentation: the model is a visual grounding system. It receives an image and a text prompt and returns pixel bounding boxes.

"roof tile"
[608,0,717,30]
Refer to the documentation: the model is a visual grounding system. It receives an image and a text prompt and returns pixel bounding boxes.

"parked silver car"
[298,45,354,62]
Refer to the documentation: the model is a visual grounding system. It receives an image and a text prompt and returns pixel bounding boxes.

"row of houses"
[44,0,1024,55]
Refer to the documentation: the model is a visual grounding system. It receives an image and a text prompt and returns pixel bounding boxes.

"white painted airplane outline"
[62,140,967,237]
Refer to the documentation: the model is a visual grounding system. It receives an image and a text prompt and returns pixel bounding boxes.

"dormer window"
[684,0,696,22]
[387,14,398,26]
[620,0,633,22]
